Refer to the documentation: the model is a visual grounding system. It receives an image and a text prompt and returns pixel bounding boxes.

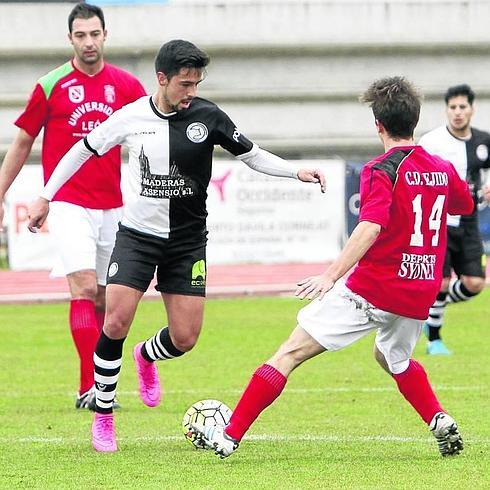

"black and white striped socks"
[447,278,478,303]
[93,331,125,414]
[141,327,184,362]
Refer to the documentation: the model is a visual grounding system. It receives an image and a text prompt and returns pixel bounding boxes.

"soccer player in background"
[418,84,490,355]
[191,76,473,459]
[0,2,146,409]
[26,39,326,452]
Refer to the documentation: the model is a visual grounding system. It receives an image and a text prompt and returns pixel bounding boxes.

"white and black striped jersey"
[418,125,490,227]
[84,95,255,239]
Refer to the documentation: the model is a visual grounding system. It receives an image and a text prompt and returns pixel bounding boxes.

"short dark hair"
[360,76,421,139]
[154,40,210,79]
[444,84,475,105]
[68,3,105,33]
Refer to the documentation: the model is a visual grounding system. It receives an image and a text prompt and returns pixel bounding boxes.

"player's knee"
[389,358,410,375]
[170,329,200,352]
[74,283,98,301]
[103,314,131,339]
[462,276,485,294]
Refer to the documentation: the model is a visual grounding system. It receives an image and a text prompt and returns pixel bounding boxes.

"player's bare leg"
[133,294,204,407]
[91,284,143,452]
[192,326,325,458]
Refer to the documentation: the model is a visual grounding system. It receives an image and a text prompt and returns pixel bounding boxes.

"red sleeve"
[447,163,474,216]
[358,166,393,228]
[15,84,48,138]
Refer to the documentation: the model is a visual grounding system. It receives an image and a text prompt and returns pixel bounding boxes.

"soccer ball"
[182,399,232,449]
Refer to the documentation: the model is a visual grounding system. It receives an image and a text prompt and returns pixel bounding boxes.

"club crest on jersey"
[104,84,116,104]
[186,122,208,143]
[68,85,84,103]
[476,144,488,161]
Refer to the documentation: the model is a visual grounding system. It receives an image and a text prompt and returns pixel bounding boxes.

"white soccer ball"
[182,399,232,449]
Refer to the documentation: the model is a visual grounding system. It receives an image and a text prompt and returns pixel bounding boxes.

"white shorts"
[49,201,122,286]
[297,281,422,374]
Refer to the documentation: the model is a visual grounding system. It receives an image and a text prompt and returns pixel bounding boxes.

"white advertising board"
[5,160,345,270]
[5,165,55,271]
[206,159,345,264]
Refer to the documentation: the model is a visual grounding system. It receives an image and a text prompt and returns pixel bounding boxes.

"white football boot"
[190,424,239,458]
[429,412,463,457]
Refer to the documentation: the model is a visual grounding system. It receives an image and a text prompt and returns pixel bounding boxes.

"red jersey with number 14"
[15,61,146,209]
[346,145,473,320]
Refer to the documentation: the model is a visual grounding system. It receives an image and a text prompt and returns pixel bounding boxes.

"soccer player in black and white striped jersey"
[27,39,326,452]
[418,84,490,355]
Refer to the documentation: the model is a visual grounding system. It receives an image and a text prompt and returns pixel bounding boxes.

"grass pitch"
[0,290,489,489]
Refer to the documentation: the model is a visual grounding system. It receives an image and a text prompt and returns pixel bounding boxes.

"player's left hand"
[27,197,50,233]
[295,273,335,300]
[297,169,326,193]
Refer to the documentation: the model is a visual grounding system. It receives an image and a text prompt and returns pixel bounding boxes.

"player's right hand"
[295,273,335,300]
[27,197,50,233]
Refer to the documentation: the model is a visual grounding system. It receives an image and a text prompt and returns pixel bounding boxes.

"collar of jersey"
[149,96,178,120]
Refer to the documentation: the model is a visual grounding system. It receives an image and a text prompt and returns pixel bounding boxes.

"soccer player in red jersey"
[0,3,146,410]
[191,77,474,459]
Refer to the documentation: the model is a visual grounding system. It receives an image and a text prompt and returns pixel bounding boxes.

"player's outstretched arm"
[238,145,325,192]
[295,220,381,300]
[39,140,93,204]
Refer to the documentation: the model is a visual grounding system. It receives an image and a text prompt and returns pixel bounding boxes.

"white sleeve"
[237,144,298,179]
[85,105,128,156]
[40,140,93,201]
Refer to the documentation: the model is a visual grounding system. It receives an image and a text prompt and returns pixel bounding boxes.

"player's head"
[444,84,475,134]
[361,76,421,140]
[154,40,210,112]
[68,3,107,67]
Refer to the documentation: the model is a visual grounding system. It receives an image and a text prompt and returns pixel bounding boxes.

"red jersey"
[346,146,473,320]
[15,61,146,209]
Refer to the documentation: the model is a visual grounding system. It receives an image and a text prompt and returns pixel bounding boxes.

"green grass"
[0,291,489,489]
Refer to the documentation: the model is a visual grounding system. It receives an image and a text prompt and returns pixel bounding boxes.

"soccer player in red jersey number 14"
[0,3,146,410]
[190,77,474,459]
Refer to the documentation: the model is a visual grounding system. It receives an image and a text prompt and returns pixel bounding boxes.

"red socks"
[224,359,440,441]
[69,299,100,395]
[226,364,287,442]
[392,359,443,424]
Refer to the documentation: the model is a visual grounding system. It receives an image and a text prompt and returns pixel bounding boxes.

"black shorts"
[443,221,485,278]
[107,225,208,296]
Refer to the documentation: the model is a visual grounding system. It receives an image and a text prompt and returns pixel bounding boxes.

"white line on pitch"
[0,434,489,445]
[115,385,485,396]
[0,385,485,399]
